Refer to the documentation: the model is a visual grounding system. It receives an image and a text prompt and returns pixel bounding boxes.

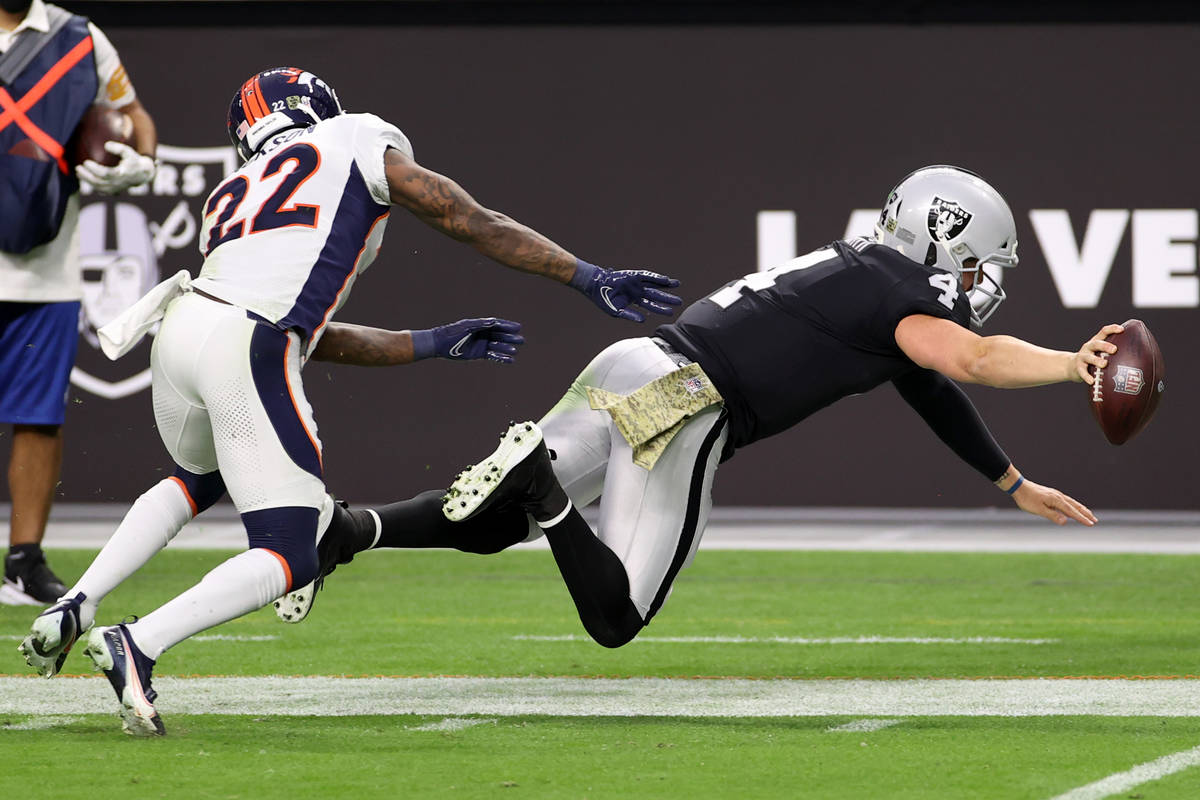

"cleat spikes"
[442,421,556,523]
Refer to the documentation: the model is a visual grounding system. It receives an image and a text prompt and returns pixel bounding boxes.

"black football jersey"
[656,238,972,456]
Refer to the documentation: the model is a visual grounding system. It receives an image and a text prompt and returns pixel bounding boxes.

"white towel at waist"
[97,270,192,360]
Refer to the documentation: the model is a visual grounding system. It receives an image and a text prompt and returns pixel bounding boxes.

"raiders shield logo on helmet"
[927,196,973,242]
[72,144,237,400]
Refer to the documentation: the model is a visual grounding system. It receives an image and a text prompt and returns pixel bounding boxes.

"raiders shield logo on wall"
[70,144,237,400]
[927,196,973,242]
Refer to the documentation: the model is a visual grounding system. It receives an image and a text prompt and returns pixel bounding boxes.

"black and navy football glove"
[569,260,682,323]
[412,317,524,364]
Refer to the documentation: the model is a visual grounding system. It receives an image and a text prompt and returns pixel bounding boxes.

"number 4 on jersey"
[709,247,835,309]
[927,272,958,311]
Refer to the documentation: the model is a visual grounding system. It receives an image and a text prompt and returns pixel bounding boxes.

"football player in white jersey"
[18,66,682,735]
[274,166,1124,652]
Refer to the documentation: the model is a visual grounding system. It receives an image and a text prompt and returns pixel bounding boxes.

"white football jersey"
[193,112,411,352]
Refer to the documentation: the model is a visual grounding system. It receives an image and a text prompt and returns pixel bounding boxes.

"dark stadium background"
[5,1,1194,509]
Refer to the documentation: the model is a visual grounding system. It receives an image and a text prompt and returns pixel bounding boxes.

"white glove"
[76,141,156,194]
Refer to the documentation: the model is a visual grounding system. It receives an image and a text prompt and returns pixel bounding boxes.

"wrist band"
[410,328,434,361]
[568,259,599,291]
[1004,476,1025,495]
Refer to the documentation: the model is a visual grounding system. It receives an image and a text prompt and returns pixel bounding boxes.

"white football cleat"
[19,592,88,677]
[442,421,568,525]
[274,581,317,624]
[84,623,165,736]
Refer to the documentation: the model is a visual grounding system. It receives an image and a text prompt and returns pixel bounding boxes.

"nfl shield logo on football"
[1111,364,1145,396]
[72,144,237,400]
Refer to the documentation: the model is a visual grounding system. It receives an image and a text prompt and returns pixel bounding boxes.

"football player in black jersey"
[276,165,1123,649]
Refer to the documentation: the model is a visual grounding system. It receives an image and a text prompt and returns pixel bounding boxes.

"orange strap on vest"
[0,35,95,174]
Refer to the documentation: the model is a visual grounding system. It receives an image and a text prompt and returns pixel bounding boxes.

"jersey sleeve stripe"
[276,161,389,339]
[309,208,389,345]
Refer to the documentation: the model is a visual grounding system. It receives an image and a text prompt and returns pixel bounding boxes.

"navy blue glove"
[569,259,682,323]
[411,318,524,364]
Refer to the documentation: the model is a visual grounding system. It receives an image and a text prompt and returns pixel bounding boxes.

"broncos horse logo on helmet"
[226,67,344,161]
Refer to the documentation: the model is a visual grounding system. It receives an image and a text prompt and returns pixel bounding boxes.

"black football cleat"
[442,421,568,524]
[274,500,370,624]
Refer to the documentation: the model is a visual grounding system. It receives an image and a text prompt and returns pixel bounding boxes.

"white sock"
[365,508,382,549]
[128,548,287,661]
[535,498,574,529]
[69,478,193,630]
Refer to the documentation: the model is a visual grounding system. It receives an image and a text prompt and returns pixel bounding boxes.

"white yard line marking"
[511,634,1060,645]
[1,715,80,730]
[1047,743,1200,800]
[1,677,1198,718]
[826,718,903,733]
[408,717,497,732]
[0,634,279,643]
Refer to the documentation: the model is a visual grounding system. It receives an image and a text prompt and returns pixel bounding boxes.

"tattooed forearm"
[386,148,577,282]
[309,323,414,366]
[460,207,577,281]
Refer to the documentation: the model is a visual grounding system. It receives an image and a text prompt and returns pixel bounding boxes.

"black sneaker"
[273,500,372,624]
[442,421,569,524]
[1,545,68,606]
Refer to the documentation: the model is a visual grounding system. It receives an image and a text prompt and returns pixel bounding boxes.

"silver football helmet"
[874,165,1018,326]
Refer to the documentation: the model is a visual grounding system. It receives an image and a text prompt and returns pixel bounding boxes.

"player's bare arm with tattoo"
[384,148,576,281]
[383,147,683,323]
[311,318,525,367]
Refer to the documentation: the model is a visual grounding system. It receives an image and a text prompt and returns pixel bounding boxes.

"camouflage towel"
[586,362,723,470]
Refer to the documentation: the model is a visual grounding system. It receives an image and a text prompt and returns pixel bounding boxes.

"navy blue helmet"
[227,67,343,161]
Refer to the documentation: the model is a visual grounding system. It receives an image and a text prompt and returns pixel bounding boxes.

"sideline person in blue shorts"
[0,0,157,604]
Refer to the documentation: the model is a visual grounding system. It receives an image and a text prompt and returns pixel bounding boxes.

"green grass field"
[3,548,1199,799]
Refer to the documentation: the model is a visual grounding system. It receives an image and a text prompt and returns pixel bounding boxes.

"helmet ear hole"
[924,242,938,267]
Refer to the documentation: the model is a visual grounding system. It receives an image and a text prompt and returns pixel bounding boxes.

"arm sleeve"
[87,23,137,107]
[351,113,413,206]
[892,368,1011,482]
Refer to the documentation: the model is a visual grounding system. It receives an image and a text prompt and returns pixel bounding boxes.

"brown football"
[1088,319,1165,445]
[71,105,135,168]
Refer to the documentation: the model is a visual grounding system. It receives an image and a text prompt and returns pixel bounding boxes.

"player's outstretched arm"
[310,318,523,366]
[383,148,682,322]
[895,316,1123,389]
[994,466,1097,526]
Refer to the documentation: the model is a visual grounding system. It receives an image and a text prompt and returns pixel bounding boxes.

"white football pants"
[534,337,728,620]
[150,291,326,513]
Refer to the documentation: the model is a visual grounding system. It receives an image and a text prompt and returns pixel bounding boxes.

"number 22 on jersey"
[203,143,323,256]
